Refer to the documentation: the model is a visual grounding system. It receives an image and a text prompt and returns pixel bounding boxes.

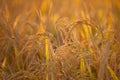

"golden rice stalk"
[2,57,6,69]
[83,24,89,39]
[38,24,49,61]
[98,10,104,20]
[104,13,113,39]
[45,39,49,80]
[40,0,51,14]
[80,11,93,40]
[38,24,45,33]
[45,39,49,61]
[45,38,49,80]
[87,66,93,79]
[107,65,119,80]
[13,16,19,28]
[40,0,47,14]
[38,24,49,80]
[80,57,85,72]
[82,24,93,40]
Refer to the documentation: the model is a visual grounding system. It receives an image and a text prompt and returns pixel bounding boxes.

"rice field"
[0,0,120,80]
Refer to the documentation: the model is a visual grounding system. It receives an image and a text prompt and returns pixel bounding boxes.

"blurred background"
[0,0,120,38]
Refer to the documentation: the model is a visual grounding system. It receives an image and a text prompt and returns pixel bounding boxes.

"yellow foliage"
[107,66,119,80]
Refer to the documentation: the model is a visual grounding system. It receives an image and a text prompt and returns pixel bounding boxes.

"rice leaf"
[107,65,119,80]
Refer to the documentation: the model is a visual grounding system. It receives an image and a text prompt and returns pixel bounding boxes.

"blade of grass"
[2,57,6,69]
[107,65,119,80]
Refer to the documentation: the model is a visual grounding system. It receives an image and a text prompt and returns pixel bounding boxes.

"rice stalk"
[2,57,6,69]
[107,65,119,80]
[45,38,49,61]
[80,57,85,73]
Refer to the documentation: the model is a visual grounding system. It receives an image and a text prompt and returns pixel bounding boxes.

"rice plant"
[0,0,120,80]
